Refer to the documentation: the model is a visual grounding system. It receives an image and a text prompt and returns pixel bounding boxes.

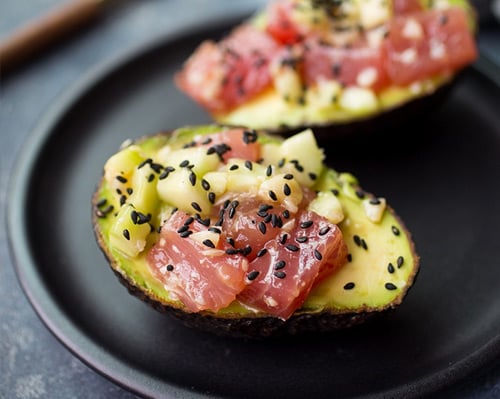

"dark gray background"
[1,1,499,398]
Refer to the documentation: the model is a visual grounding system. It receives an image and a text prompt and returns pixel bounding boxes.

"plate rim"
[6,8,500,399]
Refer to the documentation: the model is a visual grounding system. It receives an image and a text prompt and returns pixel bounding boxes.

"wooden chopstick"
[0,0,105,74]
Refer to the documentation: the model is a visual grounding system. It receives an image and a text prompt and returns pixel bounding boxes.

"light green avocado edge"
[93,126,419,318]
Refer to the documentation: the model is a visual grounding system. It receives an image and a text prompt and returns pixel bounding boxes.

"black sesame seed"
[127,187,134,195]
[147,174,155,182]
[191,202,202,212]
[243,129,258,144]
[223,199,231,209]
[242,246,252,256]
[226,237,235,247]
[151,162,164,173]
[184,216,194,226]
[189,172,197,186]
[226,248,239,255]
[177,225,189,233]
[203,239,215,248]
[369,198,381,205]
[116,188,122,195]
[274,260,286,270]
[279,233,288,244]
[258,221,267,234]
[166,264,174,271]
[130,210,139,224]
[264,214,272,223]
[208,192,216,204]
[283,183,291,196]
[201,137,213,145]
[296,236,308,243]
[180,230,193,238]
[271,214,282,228]
[355,190,365,199]
[361,239,368,250]
[282,210,290,219]
[331,188,340,196]
[385,282,398,291]
[266,165,273,176]
[123,229,130,240]
[397,256,404,268]
[119,195,127,206]
[96,198,107,207]
[285,244,299,252]
[201,179,210,191]
[116,175,127,183]
[300,220,313,229]
[347,253,352,262]
[391,225,401,236]
[278,158,285,167]
[353,235,362,246]
[244,160,253,170]
[247,270,260,281]
[274,271,286,279]
[308,172,317,180]
[387,263,395,274]
[314,249,323,260]
[256,248,268,257]
[228,206,236,219]
[319,226,331,236]
[283,174,294,180]
[138,158,152,169]
[343,282,355,290]
[257,209,268,218]
[269,190,278,201]
[179,159,190,167]
[229,164,239,171]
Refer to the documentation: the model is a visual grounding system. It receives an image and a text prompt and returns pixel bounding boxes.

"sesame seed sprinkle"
[247,270,260,281]
[343,282,355,290]
[258,221,267,234]
[116,175,127,183]
[244,160,253,170]
[229,164,239,170]
[285,244,299,252]
[208,192,216,204]
[166,264,174,271]
[392,226,401,236]
[203,239,215,248]
[314,249,323,260]
[180,230,193,238]
[123,229,130,240]
[191,202,202,212]
[201,179,210,191]
[226,248,239,255]
[243,129,258,144]
[257,248,268,257]
[189,172,196,186]
[274,260,286,270]
[296,236,308,243]
[269,190,278,201]
[385,282,398,291]
[266,165,273,176]
[319,226,330,236]
[300,220,313,229]
[283,174,294,180]
[283,183,291,196]
[179,160,190,167]
[397,256,404,268]
[388,263,395,273]
[274,271,286,279]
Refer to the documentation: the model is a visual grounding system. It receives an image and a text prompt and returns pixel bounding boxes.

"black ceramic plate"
[7,10,500,399]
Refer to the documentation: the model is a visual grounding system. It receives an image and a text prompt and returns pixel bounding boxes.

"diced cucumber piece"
[157,168,211,215]
[128,164,159,216]
[109,204,152,258]
[157,146,221,175]
[308,191,344,224]
[277,129,324,187]
[104,145,144,191]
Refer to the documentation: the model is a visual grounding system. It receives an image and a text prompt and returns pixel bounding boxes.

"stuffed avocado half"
[93,125,419,337]
[175,0,478,133]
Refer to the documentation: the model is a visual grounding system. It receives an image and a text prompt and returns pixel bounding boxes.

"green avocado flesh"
[93,125,419,331]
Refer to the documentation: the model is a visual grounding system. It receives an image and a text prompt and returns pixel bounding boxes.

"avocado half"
[92,125,419,338]
[176,0,478,137]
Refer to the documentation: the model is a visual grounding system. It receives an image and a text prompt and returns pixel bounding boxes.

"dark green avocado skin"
[111,267,393,339]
